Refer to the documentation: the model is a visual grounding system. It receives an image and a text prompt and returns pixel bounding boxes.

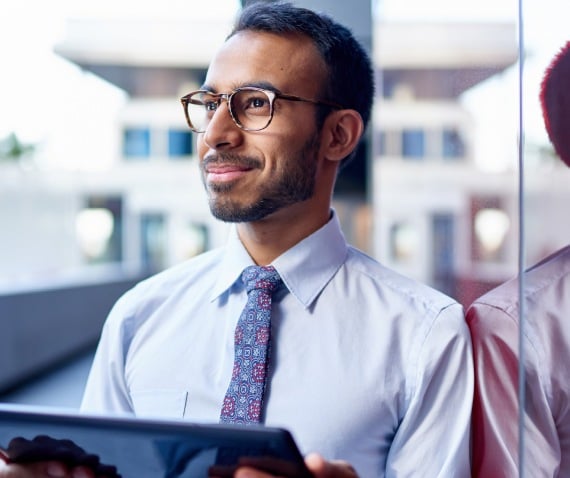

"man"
[2,3,471,477]
[468,40,570,477]
[82,2,473,476]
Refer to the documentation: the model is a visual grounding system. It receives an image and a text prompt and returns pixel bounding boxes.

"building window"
[123,128,151,158]
[432,213,456,297]
[378,129,403,157]
[173,222,209,263]
[141,213,167,271]
[168,129,193,158]
[389,221,418,262]
[442,129,466,159]
[470,197,510,263]
[76,196,123,264]
[378,131,387,156]
[402,129,425,159]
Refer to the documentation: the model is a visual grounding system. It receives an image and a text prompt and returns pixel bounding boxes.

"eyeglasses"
[180,86,343,133]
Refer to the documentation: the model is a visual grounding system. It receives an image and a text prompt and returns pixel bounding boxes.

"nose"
[201,100,243,150]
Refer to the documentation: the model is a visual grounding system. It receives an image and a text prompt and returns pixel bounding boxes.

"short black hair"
[230,2,374,144]
[540,41,570,167]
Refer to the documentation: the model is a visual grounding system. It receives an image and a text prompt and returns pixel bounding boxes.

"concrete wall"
[0,270,148,393]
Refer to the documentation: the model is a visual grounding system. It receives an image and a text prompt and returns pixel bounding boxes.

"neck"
[236,203,331,265]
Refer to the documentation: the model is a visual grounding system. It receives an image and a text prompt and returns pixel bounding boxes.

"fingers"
[304,454,358,478]
[0,461,66,478]
[66,465,96,478]
[0,462,97,478]
[230,454,359,478]
[234,467,277,478]
[304,454,327,474]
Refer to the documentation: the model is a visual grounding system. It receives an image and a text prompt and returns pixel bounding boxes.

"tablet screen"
[0,405,311,477]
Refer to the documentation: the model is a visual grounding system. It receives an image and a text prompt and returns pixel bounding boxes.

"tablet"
[0,404,312,477]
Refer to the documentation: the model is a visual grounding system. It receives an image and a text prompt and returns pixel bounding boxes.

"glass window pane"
[123,128,151,158]
[76,196,123,264]
[389,222,418,261]
[168,129,193,158]
[442,128,466,159]
[402,129,425,159]
[432,213,456,296]
[141,213,167,271]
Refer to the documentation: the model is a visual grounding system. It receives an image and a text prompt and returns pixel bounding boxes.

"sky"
[0,0,568,171]
[0,0,241,141]
[374,0,568,171]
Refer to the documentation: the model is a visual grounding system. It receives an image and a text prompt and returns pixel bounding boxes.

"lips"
[206,163,252,174]
[206,163,254,182]
[202,154,261,183]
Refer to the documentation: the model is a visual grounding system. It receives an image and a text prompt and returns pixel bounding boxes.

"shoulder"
[137,248,224,288]
[106,248,224,326]
[344,246,463,323]
[134,247,224,293]
[467,275,519,328]
[525,245,570,298]
[468,244,570,329]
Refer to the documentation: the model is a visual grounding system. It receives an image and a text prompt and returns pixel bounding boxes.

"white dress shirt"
[82,212,473,477]
[467,245,570,477]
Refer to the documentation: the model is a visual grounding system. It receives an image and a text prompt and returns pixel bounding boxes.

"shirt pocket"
[130,389,188,419]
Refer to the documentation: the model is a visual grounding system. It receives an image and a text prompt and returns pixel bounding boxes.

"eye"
[236,91,271,117]
[246,96,268,109]
[204,100,218,112]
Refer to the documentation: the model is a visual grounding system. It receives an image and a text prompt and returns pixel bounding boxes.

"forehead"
[204,30,327,95]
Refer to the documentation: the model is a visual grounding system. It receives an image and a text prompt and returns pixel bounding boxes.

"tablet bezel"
[0,404,312,477]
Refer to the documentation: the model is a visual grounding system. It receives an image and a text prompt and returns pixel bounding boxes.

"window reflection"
[75,208,115,261]
[389,221,418,262]
[470,198,511,263]
[76,197,123,264]
[474,207,510,261]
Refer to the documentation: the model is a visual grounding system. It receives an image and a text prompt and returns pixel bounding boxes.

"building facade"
[1,4,530,308]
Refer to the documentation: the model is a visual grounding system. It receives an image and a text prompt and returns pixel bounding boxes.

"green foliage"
[0,132,35,163]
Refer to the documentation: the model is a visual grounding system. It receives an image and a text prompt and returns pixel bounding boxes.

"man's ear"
[321,109,364,163]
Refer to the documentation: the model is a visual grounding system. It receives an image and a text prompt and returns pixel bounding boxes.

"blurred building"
[37,12,521,308]
[373,21,519,306]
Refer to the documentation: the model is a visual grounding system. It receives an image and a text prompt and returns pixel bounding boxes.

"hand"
[208,455,306,478]
[225,453,358,478]
[303,454,358,478]
[0,438,117,478]
[0,457,97,478]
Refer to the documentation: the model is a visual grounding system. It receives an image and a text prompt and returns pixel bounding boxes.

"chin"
[209,200,278,223]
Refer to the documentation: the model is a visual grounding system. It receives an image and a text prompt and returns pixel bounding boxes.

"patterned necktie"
[220,265,282,424]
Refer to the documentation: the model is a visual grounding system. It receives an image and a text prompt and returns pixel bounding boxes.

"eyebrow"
[199,81,282,94]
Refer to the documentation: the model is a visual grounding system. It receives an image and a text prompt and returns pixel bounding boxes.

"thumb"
[304,453,358,478]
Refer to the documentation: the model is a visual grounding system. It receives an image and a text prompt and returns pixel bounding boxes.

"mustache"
[202,153,262,170]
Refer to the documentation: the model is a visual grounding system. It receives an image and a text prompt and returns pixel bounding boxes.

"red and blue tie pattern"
[220,265,282,424]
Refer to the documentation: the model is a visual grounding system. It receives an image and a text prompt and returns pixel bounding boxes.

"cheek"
[197,136,207,158]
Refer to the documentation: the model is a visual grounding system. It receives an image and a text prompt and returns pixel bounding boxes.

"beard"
[201,134,320,222]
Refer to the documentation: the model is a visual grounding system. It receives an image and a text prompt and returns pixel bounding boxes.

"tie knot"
[242,265,282,294]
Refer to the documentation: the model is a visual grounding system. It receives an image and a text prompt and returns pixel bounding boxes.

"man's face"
[196,31,329,223]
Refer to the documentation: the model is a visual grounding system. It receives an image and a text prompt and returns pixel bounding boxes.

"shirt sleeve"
[386,303,473,477]
[468,296,569,477]
[80,291,138,415]
[466,301,519,477]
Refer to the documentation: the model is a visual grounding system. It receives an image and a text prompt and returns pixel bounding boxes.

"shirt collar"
[209,226,255,301]
[210,210,348,308]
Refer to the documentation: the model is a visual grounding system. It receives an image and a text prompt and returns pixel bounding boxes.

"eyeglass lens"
[186,89,274,132]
